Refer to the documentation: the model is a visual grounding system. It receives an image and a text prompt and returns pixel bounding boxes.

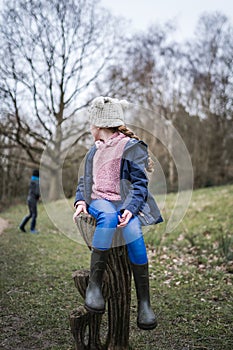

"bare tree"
[0,0,126,200]
[182,12,233,186]
[104,23,184,190]
[104,13,233,189]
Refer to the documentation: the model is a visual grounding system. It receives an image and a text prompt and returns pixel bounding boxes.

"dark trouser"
[20,199,37,231]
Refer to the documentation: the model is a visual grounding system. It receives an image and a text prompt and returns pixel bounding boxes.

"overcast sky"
[100,0,233,41]
[0,0,232,41]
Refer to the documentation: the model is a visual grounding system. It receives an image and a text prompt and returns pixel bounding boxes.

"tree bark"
[70,215,132,350]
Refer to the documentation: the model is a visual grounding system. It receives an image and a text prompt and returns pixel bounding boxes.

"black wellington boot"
[132,262,158,330]
[85,248,110,314]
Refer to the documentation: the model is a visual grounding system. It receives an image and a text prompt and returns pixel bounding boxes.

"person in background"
[19,169,40,234]
[73,96,163,330]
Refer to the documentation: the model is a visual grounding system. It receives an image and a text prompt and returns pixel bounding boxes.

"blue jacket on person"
[74,138,163,226]
[27,176,40,203]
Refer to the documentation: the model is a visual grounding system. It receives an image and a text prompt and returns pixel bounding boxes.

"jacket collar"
[122,137,147,151]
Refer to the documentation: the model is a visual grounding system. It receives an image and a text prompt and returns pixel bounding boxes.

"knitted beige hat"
[88,96,131,127]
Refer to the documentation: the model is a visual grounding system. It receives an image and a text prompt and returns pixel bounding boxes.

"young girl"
[73,96,163,330]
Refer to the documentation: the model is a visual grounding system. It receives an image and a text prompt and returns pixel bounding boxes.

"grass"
[1,185,233,349]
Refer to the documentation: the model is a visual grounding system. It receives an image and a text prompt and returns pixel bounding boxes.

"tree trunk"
[166,119,176,191]
[48,169,62,201]
[70,215,132,350]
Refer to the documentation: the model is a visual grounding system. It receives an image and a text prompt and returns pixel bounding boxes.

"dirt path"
[0,217,9,235]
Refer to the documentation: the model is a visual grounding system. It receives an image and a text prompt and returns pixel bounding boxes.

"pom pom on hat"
[89,96,131,128]
[91,96,105,109]
[119,99,131,110]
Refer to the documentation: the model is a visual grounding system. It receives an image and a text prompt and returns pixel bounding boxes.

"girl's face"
[90,125,101,141]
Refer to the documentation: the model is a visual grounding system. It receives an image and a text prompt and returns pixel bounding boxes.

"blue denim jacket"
[74,138,163,226]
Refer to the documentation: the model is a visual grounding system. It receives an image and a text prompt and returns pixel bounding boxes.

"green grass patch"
[1,185,233,349]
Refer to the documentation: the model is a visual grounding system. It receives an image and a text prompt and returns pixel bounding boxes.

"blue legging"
[88,199,148,265]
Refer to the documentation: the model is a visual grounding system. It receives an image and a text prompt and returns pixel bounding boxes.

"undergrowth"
[1,185,233,349]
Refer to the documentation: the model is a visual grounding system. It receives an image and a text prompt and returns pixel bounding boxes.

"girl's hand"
[73,202,88,222]
[117,209,132,227]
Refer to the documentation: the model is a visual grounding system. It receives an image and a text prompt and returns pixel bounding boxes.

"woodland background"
[0,0,233,208]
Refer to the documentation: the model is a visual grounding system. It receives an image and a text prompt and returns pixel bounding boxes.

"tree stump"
[70,214,132,350]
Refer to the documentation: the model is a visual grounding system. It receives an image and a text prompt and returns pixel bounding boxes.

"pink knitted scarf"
[91,132,130,201]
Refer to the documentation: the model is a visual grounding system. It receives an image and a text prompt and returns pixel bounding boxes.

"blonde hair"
[111,125,154,173]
